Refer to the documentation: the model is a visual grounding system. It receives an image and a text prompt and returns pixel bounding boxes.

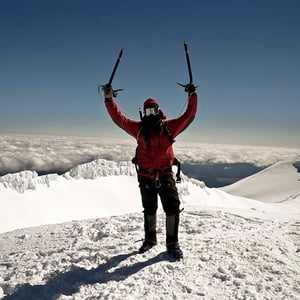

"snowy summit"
[0,157,300,299]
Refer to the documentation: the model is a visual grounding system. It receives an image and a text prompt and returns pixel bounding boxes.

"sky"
[0,0,300,147]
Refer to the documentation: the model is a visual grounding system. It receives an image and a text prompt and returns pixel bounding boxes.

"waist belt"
[138,167,172,174]
[133,159,181,183]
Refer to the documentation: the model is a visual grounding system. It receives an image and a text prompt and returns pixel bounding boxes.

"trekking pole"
[98,48,124,97]
[177,41,196,90]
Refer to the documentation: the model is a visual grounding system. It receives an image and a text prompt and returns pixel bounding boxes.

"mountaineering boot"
[139,239,157,253]
[166,213,183,260]
[167,243,183,260]
[139,214,157,253]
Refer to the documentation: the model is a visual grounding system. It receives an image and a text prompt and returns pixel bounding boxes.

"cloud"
[174,142,300,167]
[0,134,299,176]
[0,135,135,176]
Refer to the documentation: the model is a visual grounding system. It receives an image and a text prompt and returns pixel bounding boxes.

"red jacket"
[105,94,197,178]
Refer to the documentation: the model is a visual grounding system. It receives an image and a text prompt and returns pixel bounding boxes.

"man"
[103,84,197,259]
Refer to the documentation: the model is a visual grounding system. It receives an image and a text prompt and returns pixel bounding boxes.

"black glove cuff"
[184,83,196,93]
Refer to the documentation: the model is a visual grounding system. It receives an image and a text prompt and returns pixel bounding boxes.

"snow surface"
[222,156,300,203]
[0,158,300,299]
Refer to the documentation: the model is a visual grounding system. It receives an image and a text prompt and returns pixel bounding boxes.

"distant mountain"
[221,156,300,203]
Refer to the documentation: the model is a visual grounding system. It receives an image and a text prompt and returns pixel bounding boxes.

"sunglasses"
[144,107,159,116]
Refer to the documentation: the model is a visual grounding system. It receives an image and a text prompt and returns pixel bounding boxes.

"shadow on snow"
[4,251,171,300]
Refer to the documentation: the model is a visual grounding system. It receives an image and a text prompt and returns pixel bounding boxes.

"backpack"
[132,120,182,183]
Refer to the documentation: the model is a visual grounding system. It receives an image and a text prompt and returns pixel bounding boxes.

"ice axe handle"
[184,41,193,84]
[108,48,124,86]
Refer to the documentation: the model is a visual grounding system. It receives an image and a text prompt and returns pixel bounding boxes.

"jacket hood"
[143,98,167,119]
[143,98,159,109]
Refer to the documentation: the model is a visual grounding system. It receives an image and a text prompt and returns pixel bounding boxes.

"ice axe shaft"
[177,41,195,89]
[108,48,123,87]
[184,41,193,84]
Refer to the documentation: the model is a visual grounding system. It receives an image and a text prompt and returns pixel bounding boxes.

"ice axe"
[98,48,124,97]
[177,41,197,92]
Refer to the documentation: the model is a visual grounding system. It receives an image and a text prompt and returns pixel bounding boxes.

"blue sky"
[0,0,299,147]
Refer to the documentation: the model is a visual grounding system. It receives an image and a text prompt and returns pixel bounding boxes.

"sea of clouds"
[0,134,299,176]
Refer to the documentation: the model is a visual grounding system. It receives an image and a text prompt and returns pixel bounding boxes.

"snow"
[0,157,300,299]
[221,156,300,203]
[0,160,141,234]
[1,212,300,299]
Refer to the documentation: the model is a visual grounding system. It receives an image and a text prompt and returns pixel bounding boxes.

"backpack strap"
[161,121,181,182]
[161,120,175,144]
[173,157,182,183]
[132,126,142,172]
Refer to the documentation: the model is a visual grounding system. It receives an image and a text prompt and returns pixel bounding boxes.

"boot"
[166,214,183,259]
[139,214,157,253]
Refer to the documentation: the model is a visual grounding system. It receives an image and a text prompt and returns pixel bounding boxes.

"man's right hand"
[103,84,114,99]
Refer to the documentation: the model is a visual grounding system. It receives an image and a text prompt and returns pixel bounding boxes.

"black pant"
[138,175,180,215]
[138,175,181,246]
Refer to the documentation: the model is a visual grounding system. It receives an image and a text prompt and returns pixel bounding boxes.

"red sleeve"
[104,98,140,139]
[166,94,198,137]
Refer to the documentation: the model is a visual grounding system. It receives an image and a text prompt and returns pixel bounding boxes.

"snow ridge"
[222,156,300,203]
[65,159,136,179]
[0,171,60,194]
[0,159,204,194]
[0,159,137,193]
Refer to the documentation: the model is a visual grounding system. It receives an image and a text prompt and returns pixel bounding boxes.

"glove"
[184,83,196,96]
[102,84,114,99]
